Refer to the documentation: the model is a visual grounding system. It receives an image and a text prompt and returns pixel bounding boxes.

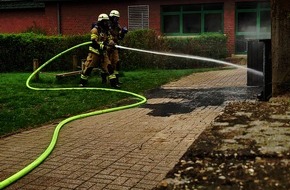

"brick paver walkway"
[0,68,258,190]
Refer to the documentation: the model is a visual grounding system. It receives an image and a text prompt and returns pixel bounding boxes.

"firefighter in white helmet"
[108,9,128,85]
[80,13,119,88]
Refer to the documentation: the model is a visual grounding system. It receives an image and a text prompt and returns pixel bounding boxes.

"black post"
[247,40,264,86]
[258,39,272,101]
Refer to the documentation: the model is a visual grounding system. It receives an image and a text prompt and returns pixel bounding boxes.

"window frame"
[161,3,224,36]
[235,1,271,54]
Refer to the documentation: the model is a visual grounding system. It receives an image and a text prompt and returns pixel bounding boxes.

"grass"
[0,68,217,137]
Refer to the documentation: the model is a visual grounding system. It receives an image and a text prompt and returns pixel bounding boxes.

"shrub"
[0,31,227,72]
[159,33,228,69]
[120,31,228,70]
[0,33,89,72]
[120,29,169,70]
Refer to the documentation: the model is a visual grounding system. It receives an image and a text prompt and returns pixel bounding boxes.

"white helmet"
[109,10,120,17]
[98,13,109,21]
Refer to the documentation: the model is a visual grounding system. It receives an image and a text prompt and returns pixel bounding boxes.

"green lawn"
[0,69,216,137]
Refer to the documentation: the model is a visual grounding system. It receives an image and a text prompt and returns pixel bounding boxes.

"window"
[164,15,180,33]
[161,3,223,35]
[237,12,257,33]
[183,13,201,33]
[235,1,271,53]
[205,13,222,32]
[128,5,149,30]
[260,11,271,33]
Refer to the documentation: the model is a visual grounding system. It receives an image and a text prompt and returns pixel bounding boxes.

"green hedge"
[161,33,228,69]
[120,29,169,70]
[0,31,227,72]
[120,31,227,70]
[0,33,89,72]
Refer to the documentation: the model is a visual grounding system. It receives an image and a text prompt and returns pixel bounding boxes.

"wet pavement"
[144,86,259,117]
[0,68,263,189]
[155,99,290,190]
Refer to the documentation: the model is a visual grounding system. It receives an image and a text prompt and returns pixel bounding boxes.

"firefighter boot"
[110,78,120,89]
[101,73,108,84]
[116,74,122,85]
[79,74,88,87]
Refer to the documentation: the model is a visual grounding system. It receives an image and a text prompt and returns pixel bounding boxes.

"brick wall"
[60,1,129,35]
[58,0,240,55]
[0,0,260,55]
[224,0,236,55]
[0,9,45,33]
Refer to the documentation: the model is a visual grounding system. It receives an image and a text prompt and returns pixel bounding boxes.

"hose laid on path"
[0,42,147,189]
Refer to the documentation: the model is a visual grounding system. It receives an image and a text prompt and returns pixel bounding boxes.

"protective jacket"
[89,23,111,55]
[110,23,127,44]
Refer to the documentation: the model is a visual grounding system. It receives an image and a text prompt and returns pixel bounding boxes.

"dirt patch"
[154,94,290,190]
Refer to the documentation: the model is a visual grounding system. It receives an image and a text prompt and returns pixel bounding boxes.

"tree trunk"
[271,0,290,95]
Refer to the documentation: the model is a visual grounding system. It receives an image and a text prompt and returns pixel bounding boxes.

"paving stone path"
[0,68,260,190]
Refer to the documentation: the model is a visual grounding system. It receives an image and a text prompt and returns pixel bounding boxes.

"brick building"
[0,0,271,55]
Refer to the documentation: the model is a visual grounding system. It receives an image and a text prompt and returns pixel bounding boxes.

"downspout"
[57,2,61,35]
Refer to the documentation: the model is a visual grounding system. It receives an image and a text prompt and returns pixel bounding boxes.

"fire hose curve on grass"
[0,41,147,189]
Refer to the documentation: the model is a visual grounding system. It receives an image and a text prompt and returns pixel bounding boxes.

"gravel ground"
[154,93,290,190]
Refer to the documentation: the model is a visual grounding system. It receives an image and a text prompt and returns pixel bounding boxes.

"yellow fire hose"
[0,42,147,189]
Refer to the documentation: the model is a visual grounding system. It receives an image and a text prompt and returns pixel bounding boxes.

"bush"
[160,33,227,69]
[120,29,168,70]
[0,31,227,72]
[120,31,228,70]
[0,33,89,72]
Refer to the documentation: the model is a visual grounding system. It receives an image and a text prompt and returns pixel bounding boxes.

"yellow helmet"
[109,10,120,17]
[98,13,109,21]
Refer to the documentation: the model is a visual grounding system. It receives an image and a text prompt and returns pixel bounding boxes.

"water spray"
[115,45,264,77]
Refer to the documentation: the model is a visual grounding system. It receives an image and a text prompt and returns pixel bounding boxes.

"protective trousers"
[80,52,117,87]
[109,49,121,84]
[80,52,100,86]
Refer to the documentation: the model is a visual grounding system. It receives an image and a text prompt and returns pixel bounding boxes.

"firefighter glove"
[121,27,128,34]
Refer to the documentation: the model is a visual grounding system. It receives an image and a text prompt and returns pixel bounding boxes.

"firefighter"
[108,10,128,85]
[80,13,119,88]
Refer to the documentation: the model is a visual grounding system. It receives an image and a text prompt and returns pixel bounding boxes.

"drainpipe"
[57,2,61,35]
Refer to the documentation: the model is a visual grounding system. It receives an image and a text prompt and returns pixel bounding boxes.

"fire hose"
[0,41,147,189]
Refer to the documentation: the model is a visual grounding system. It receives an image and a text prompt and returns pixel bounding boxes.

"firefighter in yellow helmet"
[108,10,128,85]
[80,13,119,88]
